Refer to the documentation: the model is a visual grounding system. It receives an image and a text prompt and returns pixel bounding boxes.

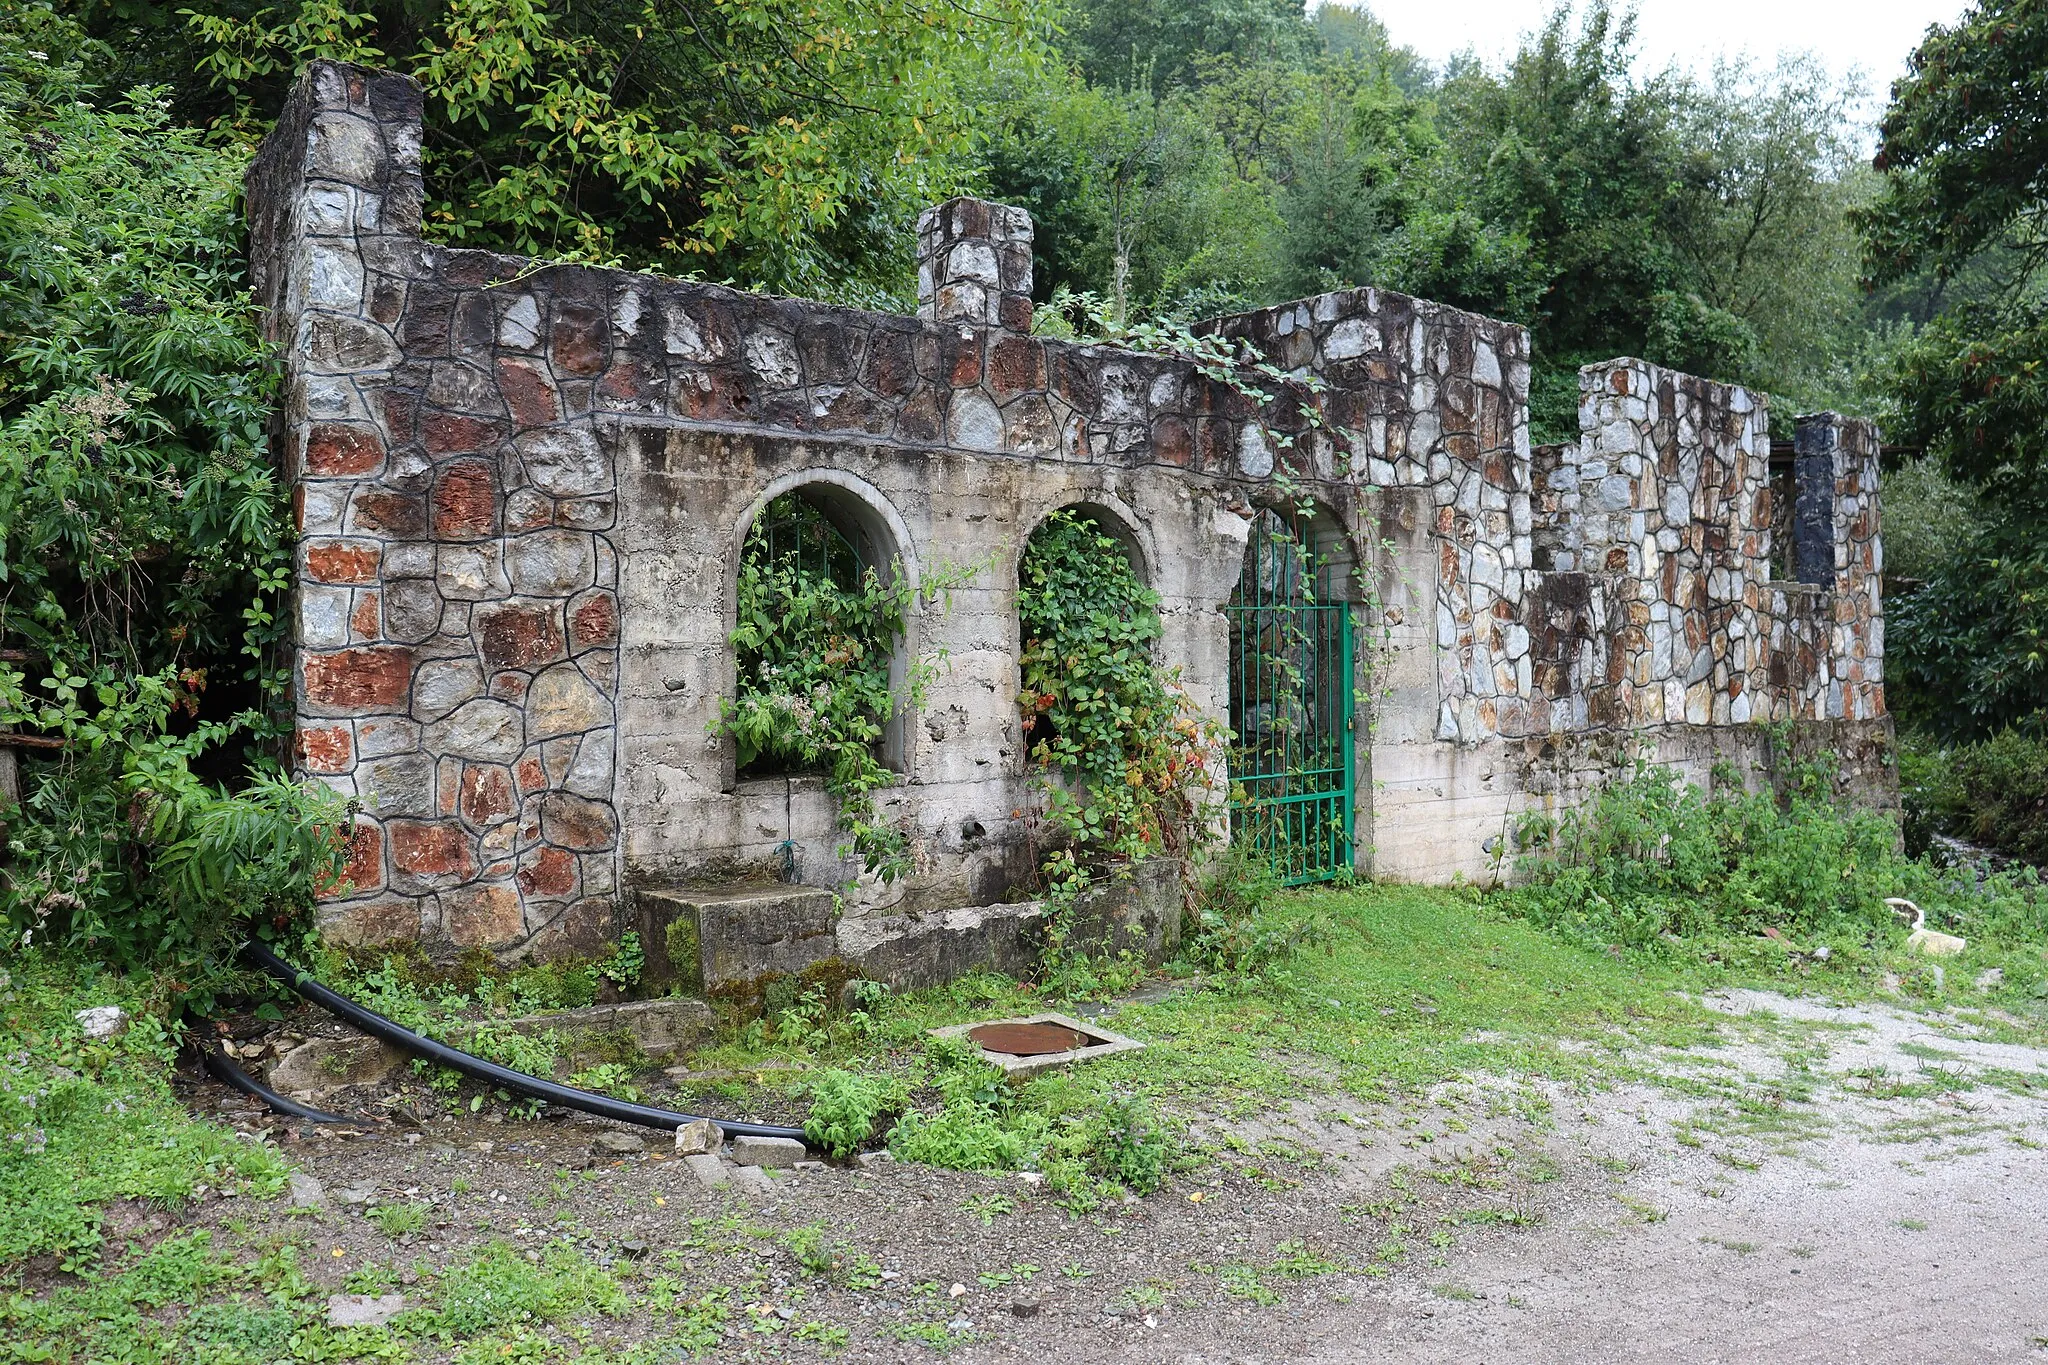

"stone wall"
[252,62,1893,961]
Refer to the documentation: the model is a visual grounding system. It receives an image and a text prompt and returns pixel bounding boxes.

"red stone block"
[551,305,607,376]
[496,357,559,427]
[568,591,618,648]
[459,763,516,825]
[1151,416,1190,468]
[998,292,1033,334]
[443,881,523,946]
[304,423,384,477]
[298,724,354,774]
[303,647,412,708]
[351,491,427,536]
[388,820,475,879]
[318,820,384,898]
[431,458,498,539]
[515,755,548,795]
[516,844,577,898]
[306,540,381,585]
[421,411,506,456]
[478,602,565,669]
[351,591,381,640]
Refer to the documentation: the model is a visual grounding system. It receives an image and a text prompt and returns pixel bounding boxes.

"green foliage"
[405,1239,627,1339]
[1499,754,2048,958]
[1854,1,2048,746]
[1880,456,1983,583]
[165,0,1052,294]
[1085,1092,1166,1193]
[803,1067,906,1157]
[1887,513,2048,741]
[720,493,970,882]
[1946,730,2048,866]
[1184,841,1323,976]
[887,1037,1040,1171]
[1018,509,1222,917]
[0,952,288,1270]
[0,17,343,987]
[364,1200,428,1238]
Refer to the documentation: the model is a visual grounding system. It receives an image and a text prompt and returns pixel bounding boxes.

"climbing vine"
[1017,510,1223,917]
[720,494,967,883]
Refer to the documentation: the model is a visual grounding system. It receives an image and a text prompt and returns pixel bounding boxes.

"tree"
[1857,0,2048,737]
[91,0,1053,297]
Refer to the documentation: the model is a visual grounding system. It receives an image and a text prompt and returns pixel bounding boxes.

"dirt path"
[168,988,2048,1363]
[1295,991,2048,1364]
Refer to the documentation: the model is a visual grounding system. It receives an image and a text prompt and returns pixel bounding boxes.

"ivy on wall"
[1017,510,1221,903]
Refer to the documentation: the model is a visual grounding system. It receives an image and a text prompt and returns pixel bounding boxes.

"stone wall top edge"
[1196,284,1531,350]
[605,413,1367,490]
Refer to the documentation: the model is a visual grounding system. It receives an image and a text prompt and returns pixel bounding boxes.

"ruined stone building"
[252,63,1891,985]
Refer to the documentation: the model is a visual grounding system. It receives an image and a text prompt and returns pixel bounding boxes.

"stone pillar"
[1795,411,1885,720]
[1791,413,1839,588]
[915,197,1033,332]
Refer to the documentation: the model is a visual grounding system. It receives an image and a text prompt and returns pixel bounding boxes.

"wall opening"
[1226,505,1356,883]
[1015,504,1152,760]
[730,483,912,787]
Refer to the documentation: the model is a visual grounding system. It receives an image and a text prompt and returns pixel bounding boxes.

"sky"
[1368,0,1972,105]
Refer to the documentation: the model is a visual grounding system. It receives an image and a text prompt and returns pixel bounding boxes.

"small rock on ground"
[683,1153,729,1190]
[74,1005,127,1039]
[732,1135,806,1168]
[288,1173,326,1209]
[673,1118,723,1155]
[731,1164,775,1195]
[593,1130,646,1156]
[326,1293,406,1328]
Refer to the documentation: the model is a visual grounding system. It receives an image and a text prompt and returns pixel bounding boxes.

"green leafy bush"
[0,20,344,987]
[719,493,971,881]
[1949,730,2048,866]
[1086,1093,1167,1194]
[1500,755,2048,962]
[1183,840,1325,977]
[803,1067,907,1158]
[1018,509,1224,935]
[887,1038,1041,1171]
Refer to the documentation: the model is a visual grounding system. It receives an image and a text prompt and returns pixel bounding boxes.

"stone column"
[915,197,1034,332]
[1791,413,1840,589]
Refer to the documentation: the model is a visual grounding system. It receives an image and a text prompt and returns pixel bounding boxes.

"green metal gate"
[1225,510,1355,884]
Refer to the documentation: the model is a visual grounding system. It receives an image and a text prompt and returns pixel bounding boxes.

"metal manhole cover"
[967,1022,1089,1057]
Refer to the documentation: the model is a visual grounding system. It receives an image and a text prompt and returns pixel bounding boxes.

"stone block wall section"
[251,62,1890,957]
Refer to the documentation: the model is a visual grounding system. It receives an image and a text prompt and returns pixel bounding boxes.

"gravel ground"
[156,988,2048,1363]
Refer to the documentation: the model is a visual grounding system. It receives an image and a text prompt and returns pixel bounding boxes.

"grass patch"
[0,952,287,1270]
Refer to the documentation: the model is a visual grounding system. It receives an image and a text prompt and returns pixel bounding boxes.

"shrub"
[803,1068,907,1158]
[1086,1093,1167,1194]
[1183,842,1325,976]
[1950,730,2048,866]
[0,19,344,990]
[1500,754,2048,956]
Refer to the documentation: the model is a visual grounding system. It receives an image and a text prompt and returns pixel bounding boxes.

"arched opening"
[724,478,917,880]
[1227,503,1357,883]
[1015,504,1154,762]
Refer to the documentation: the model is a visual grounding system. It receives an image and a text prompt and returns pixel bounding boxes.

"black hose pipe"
[200,1044,353,1124]
[242,939,809,1142]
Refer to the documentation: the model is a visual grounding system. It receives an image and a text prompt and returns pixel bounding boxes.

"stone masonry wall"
[252,62,1892,957]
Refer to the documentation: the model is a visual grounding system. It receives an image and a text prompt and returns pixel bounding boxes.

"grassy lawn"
[6,873,2047,1362]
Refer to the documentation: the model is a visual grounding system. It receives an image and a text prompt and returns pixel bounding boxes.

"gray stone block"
[637,883,839,994]
[731,1135,807,1168]
[683,1152,728,1189]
